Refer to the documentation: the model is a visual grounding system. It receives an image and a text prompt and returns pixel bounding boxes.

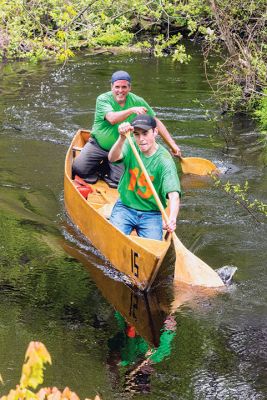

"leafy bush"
[92,25,133,46]
[254,90,267,132]
[0,342,101,400]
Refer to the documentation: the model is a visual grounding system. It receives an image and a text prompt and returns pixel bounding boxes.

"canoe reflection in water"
[63,242,179,394]
[108,312,177,394]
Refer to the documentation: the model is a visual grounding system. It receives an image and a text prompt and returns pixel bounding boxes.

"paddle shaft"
[126,133,170,226]
[159,130,185,165]
[159,130,218,175]
[159,132,178,155]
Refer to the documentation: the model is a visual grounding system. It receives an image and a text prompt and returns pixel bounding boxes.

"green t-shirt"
[118,141,181,211]
[91,91,155,150]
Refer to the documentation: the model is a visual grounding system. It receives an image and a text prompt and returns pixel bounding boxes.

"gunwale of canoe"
[64,129,173,291]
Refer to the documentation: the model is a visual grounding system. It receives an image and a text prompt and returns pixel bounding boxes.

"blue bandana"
[111,70,131,83]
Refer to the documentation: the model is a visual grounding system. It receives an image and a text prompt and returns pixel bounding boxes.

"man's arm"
[108,122,133,162]
[106,107,148,125]
[155,117,182,157]
[108,136,125,162]
[165,191,180,233]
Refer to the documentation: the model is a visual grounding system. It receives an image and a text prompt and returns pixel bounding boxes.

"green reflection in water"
[0,210,116,399]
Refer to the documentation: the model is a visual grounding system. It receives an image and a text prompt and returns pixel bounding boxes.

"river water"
[0,49,266,399]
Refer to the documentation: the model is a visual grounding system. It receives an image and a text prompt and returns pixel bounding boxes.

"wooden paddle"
[125,133,224,288]
[160,134,218,176]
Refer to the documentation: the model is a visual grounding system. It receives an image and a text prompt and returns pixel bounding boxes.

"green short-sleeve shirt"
[118,141,181,211]
[91,91,155,150]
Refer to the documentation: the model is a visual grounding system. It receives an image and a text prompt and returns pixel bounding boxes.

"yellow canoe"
[64,129,175,291]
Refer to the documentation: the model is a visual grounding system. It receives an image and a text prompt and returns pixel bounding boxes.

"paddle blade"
[180,157,218,176]
[172,234,224,287]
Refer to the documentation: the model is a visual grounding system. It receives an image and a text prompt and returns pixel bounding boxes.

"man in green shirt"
[109,115,181,240]
[72,70,181,188]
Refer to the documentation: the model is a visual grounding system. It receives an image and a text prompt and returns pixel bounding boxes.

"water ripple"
[193,370,264,399]
[155,106,209,121]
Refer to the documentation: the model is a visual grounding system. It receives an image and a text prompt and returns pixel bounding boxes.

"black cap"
[131,115,157,131]
[111,70,131,84]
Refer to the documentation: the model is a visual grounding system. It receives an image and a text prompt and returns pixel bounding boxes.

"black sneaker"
[83,175,98,184]
[103,176,118,189]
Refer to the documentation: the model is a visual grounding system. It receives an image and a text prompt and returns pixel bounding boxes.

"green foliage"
[172,44,192,64]
[0,0,209,62]
[254,90,267,132]
[212,176,267,223]
[92,25,133,46]
[203,0,267,115]
[153,33,191,64]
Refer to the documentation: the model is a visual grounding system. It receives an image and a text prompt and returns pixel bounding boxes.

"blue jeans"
[110,199,163,240]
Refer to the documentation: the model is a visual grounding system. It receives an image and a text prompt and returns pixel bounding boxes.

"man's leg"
[136,211,163,240]
[102,161,124,189]
[72,139,108,183]
[109,200,137,235]
[109,161,124,184]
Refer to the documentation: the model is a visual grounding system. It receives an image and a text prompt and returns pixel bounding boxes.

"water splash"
[216,265,237,285]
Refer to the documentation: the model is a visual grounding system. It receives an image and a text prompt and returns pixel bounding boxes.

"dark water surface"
[0,49,266,399]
